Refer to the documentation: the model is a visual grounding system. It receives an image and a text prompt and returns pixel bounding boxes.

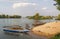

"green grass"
[50,33,60,39]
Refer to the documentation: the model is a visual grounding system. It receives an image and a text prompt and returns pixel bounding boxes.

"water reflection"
[2,32,31,39]
[4,32,20,36]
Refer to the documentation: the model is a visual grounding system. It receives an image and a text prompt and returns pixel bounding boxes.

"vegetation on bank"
[54,0,60,10]
[26,13,53,20]
[26,13,60,20]
[0,13,60,20]
[56,14,60,20]
[0,14,21,18]
[50,33,60,39]
[54,0,60,20]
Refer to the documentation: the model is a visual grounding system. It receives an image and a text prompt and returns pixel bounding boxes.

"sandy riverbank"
[27,31,48,39]
[32,21,60,37]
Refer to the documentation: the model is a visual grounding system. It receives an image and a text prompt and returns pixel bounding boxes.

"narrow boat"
[3,25,29,33]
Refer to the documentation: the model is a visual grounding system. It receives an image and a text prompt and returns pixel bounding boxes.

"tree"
[5,15,9,18]
[54,0,60,10]
[2,14,6,18]
[34,13,40,20]
[56,14,60,20]
[33,13,41,26]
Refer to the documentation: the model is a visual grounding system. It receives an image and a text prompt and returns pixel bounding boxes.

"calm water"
[0,18,58,39]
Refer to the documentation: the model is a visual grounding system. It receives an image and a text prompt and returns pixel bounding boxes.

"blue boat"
[3,29,20,33]
[3,26,29,33]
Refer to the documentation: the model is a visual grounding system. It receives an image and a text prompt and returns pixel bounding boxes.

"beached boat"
[3,25,29,33]
[33,21,46,26]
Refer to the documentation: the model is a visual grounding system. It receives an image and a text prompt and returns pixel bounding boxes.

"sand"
[32,21,60,36]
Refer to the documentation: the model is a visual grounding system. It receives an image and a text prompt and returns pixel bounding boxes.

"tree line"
[26,13,53,20]
[0,14,21,18]
[26,13,60,20]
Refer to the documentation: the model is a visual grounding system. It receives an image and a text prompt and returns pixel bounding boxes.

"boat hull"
[3,29,29,33]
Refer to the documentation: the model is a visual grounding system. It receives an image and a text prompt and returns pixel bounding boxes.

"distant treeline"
[26,16,53,20]
[0,14,21,18]
[26,13,53,20]
[26,13,60,20]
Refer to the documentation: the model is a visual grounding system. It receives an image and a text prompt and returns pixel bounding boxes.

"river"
[0,18,59,39]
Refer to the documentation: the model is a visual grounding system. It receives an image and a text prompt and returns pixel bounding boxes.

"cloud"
[12,3,36,9]
[42,7,47,10]
[43,0,48,1]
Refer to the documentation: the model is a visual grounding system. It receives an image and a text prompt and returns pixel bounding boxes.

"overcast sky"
[0,0,60,17]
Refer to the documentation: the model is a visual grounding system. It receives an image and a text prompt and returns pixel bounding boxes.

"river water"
[0,18,59,39]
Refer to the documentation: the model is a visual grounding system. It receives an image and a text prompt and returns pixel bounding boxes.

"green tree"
[2,14,6,18]
[0,15,2,18]
[33,13,40,26]
[5,15,9,18]
[54,0,60,10]
[34,13,40,20]
[12,15,21,18]
[56,14,60,20]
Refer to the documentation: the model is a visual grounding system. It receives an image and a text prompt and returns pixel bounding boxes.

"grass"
[49,33,60,39]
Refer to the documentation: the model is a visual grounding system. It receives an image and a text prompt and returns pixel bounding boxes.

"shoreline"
[27,31,48,39]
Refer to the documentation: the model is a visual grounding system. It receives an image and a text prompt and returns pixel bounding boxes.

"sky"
[0,0,60,17]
